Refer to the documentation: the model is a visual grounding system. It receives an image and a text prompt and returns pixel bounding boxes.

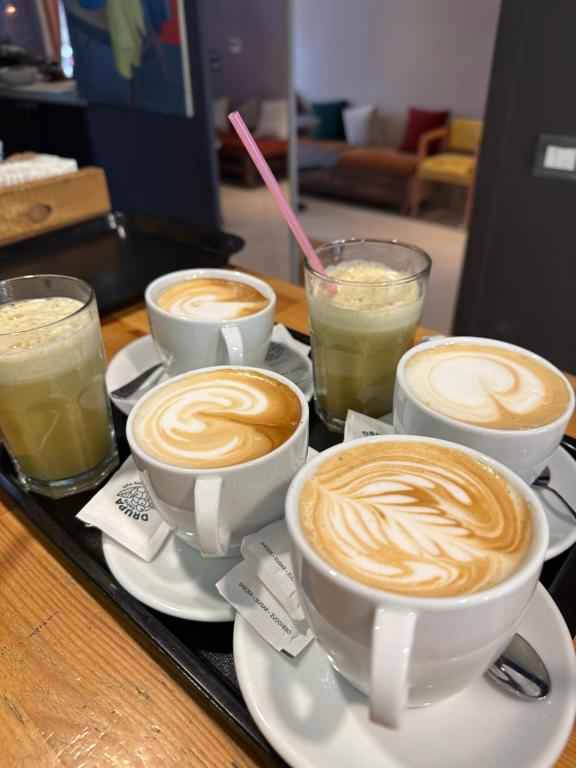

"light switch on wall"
[534,133,576,180]
[543,145,576,171]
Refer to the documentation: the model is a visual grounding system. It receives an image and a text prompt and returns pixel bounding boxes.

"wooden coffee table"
[0,273,574,767]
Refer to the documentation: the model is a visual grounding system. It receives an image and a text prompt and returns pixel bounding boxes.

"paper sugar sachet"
[76,456,171,561]
[262,324,311,382]
[240,520,306,624]
[344,409,395,442]
[216,519,314,657]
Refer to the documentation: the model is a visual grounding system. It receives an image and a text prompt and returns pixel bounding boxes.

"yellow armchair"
[409,118,483,225]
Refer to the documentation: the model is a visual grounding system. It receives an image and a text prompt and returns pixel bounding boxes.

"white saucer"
[536,445,576,559]
[234,584,576,768]
[102,531,238,622]
[106,329,313,416]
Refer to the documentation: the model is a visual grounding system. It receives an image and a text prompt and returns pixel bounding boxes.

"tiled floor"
[221,183,467,334]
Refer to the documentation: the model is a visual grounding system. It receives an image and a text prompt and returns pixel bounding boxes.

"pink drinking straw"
[228,111,329,279]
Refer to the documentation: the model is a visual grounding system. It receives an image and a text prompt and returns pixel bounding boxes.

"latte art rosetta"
[405,343,571,429]
[156,278,269,321]
[134,369,301,468]
[299,442,532,597]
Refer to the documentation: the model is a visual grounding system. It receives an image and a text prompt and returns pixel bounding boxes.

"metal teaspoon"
[486,633,551,701]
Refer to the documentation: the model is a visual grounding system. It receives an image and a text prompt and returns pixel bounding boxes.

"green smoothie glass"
[305,239,431,432]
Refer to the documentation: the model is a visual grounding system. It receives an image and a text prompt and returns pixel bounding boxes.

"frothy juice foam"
[0,297,113,480]
[133,368,301,469]
[299,441,533,598]
[307,259,423,420]
[155,278,269,321]
[405,342,571,429]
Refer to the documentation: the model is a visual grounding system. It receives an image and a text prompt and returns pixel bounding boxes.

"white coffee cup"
[127,366,309,557]
[145,268,276,375]
[286,435,549,728]
[393,336,575,483]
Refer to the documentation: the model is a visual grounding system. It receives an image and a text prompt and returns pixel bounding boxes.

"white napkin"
[76,456,171,561]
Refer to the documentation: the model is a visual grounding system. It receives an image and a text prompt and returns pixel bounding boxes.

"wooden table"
[0,274,574,767]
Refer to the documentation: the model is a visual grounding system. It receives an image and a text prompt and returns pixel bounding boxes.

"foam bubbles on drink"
[0,297,73,332]
[324,259,420,310]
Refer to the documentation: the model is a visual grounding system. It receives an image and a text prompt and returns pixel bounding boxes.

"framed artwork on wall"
[65,0,193,117]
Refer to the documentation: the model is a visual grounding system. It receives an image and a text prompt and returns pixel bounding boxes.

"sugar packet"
[261,324,311,386]
[343,409,395,442]
[76,456,171,561]
[240,520,305,623]
[216,452,318,657]
[217,558,313,657]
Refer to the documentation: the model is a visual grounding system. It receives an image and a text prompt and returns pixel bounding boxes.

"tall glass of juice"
[305,239,431,432]
[0,274,119,498]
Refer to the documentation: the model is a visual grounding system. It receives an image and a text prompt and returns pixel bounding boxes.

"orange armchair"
[409,118,483,225]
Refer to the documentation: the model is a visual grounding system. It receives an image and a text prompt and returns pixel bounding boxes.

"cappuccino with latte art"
[299,440,532,598]
[405,342,571,430]
[287,435,548,725]
[155,277,269,321]
[133,368,301,469]
[128,366,309,557]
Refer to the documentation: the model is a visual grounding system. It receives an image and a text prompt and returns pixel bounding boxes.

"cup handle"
[221,325,244,365]
[194,475,231,556]
[370,607,417,728]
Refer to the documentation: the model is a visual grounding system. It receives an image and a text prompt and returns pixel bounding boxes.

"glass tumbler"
[304,239,431,431]
[0,275,119,498]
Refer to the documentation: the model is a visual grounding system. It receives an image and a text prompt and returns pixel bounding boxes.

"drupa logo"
[115,482,154,521]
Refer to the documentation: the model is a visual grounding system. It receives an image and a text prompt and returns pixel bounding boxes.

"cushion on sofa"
[256,99,289,140]
[417,153,476,184]
[311,100,347,140]
[398,108,449,153]
[343,105,375,145]
[339,147,418,177]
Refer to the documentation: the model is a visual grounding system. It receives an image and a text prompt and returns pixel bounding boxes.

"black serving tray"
[1,329,575,764]
[0,212,244,314]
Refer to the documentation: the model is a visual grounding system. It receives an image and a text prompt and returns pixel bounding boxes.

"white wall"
[293,0,501,143]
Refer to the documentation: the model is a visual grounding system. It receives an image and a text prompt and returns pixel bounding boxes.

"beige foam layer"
[155,278,269,320]
[300,441,532,598]
[134,368,301,468]
[406,342,571,429]
[0,297,102,383]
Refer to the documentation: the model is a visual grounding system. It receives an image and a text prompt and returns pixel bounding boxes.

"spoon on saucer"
[486,633,551,700]
[532,467,576,521]
[110,363,164,399]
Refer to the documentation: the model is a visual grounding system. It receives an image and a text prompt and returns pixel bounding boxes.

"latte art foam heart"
[134,369,301,468]
[155,278,269,321]
[405,343,571,429]
[299,442,532,597]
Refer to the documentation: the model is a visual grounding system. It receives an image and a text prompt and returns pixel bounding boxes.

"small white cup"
[145,268,276,375]
[393,336,575,483]
[286,435,549,729]
[127,366,309,557]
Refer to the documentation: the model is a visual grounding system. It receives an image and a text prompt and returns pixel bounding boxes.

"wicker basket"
[0,166,111,246]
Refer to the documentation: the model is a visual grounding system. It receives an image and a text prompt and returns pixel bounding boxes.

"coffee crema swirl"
[134,369,301,468]
[299,442,532,597]
[405,343,571,429]
[155,278,269,321]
